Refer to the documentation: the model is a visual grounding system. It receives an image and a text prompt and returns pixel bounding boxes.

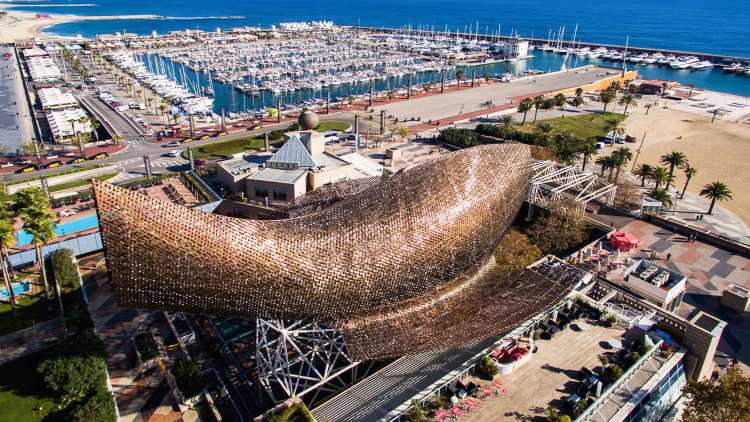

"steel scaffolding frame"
[255,319,360,403]
[530,160,617,219]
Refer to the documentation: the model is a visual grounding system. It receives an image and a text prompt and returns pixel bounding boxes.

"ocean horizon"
[10,0,750,58]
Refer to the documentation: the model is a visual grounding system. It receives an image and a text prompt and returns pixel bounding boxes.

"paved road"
[0,46,33,154]
[78,93,145,142]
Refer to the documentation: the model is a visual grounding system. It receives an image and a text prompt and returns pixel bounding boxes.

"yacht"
[670,56,699,69]
[722,63,744,72]
[628,53,648,63]
[658,55,676,65]
[690,61,714,70]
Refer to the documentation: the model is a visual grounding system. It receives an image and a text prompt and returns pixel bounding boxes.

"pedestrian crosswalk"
[110,156,189,184]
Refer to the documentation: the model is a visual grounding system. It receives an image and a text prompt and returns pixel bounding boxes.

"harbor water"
[138,49,750,116]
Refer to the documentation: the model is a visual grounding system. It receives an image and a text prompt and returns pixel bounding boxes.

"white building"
[38,87,78,110]
[46,108,93,143]
[27,57,63,82]
[621,259,686,312]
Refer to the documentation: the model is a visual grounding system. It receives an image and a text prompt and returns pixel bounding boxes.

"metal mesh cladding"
[93,144,532,354]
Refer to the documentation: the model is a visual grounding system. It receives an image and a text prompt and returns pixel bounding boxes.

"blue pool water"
[16,213,100,246]
[0,281,31,301]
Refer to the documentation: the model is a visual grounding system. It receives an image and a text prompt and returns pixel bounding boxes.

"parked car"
[163,141,182,148]
[165,149,183,158]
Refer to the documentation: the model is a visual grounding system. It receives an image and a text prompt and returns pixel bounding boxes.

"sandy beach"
[624,98,750,225]
[0,3,159,42]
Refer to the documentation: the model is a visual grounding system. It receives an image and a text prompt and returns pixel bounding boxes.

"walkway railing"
[574,339,664,422]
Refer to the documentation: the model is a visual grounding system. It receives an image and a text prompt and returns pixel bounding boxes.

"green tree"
[478,355,498,378]
[578,139,598,172]
[682,365,750,422]
[612,147,633,184]
[610,80,623,96]
[634,164,653,187]
[396,125,411,142]
[550,133,581,164]
[50,248,80,291]
[619,94,637,115]
[37,354,106,407]
[497,114,516,139]
[553,93,567,110]
[525,208,588,255]
[494,229,542,273]
[0,203,17,312]
[68,387,116,422]
[681,166,698,199]
[533,95,545,122]
[660,151,688,190]
[599,89,615,112]
[700,181,733,215]
[603,116,625,142]
[17,188,56,302]
[455,68,465,90]
[517,98,533,125]
[595,155,614,178]
[534,122,554,146]
[172,358,204,398]
[650,166,672,190]
[649,187,673,210]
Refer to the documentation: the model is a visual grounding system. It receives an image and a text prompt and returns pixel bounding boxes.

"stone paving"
[619,219,750,371]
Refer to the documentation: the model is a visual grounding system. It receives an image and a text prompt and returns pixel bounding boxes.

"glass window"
[273,189,287,201]
[255,186,268,198]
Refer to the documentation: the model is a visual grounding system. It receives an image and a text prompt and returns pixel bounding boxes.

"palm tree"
[578,140,597,172]
[90,119,101,141]
[650,166,673,190]
[599,90,615,113]
[533,96,544,122]
[550,133,581,165]
[649,187,673,210]
[660,151,688,190]
[595,155,614,178]
[612,147,633,183]
[455,69,465,90]
[17,188,56,303]
[497,114,516,139]
[644,103,653,115]
[603,117,625,142]
[680,166,697,199]
[700,182,733,215]
[517,98,533,125]
[609,81,623,96]
[534,122,553,146]
[634,164,653,187]
[553,93,566,110]
[619,94,637,115]
[0,204,17,313]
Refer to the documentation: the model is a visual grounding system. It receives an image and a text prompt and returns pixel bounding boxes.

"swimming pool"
[0,280,31,301]
[16,213,100,246]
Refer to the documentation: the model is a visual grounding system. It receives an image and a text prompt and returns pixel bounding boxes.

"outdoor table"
[434,410,447,421]
[479,386,493,397]
[450,406,463,416]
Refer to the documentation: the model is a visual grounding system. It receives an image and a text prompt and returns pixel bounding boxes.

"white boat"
[670,56,699,69]
[658,55,676,65]
[722,63,743,72]
[690,60,714,70]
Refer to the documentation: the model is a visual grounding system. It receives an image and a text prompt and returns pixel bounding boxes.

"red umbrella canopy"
[609,231,640,251]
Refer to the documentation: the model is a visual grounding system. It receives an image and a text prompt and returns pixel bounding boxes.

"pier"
[352,26,750,64]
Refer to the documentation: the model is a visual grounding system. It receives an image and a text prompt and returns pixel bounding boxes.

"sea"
[9,0,750,101]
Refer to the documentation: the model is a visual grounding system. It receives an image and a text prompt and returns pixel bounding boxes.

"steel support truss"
[255,319,360,404]
[529,160,617,219]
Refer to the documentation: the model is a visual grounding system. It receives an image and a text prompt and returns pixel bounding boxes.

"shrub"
[172,358,204,398]
[438,128,480,148]
[558,416,572,422]
[134,332,159,361]
[603,364,624,383]
[478,356,498,379]
[628,351,642,367]
[68,387,116,422]
[37,354,106,407]
[50,248,80,290]
[407,400,428,422]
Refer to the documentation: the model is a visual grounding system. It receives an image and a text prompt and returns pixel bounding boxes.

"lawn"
[48,173,118,193]
[0,292,57,336]
[0,350,56,422]
[186,120,350,160]
[316,120,350,132]
[519,112,626,140]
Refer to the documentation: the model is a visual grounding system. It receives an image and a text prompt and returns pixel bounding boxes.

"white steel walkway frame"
[255,319,359,403]
[530,160,617,219]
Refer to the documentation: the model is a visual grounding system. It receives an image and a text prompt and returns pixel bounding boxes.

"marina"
[96,24,750,119]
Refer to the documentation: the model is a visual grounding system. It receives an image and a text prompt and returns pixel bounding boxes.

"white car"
[166,149,183,157]
[163,141,182,148]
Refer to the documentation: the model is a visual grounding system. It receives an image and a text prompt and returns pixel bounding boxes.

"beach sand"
[0,4,158,42]
[624,102,750,225]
